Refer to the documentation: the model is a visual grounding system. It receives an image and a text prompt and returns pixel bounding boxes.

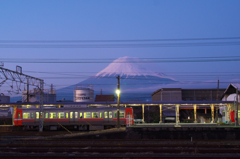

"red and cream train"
[14,107,134,130]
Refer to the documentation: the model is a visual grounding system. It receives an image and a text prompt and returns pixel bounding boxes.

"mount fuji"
[57,57,178,101]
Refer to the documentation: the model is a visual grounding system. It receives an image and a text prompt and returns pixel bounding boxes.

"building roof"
[95,95,115,102]
[151,88,182,96]
[221,83,240,99]
[151,88,225,96]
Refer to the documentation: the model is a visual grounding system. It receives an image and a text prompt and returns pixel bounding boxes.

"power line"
[1,37,240,43]
[1,56,240,63]
[0,41,240,48]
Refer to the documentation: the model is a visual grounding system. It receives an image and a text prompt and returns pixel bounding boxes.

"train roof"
[1,101,234,106]
[20,107,126,111]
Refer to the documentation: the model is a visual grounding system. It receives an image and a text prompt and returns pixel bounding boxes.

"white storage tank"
[74,85,94,102]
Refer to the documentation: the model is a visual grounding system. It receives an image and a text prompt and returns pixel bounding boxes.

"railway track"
[1,139,240,158]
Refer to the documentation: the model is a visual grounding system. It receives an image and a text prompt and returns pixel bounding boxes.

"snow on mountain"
[95,56,175,80]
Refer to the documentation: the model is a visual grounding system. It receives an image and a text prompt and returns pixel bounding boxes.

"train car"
[14,107,134,130]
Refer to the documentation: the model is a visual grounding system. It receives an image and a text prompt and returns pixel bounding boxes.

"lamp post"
[116,75,120,128]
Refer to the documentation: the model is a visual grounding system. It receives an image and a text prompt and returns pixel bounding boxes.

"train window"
[113,112,124,118]
[75,112,78,119]
[79,112,83,118]
[120,112,125,118]
[84,112,91,118]
[45,113,48,119]
[23,113,30,119]
[36,112,39,119]
[100,112,103,118]
[104,112,108,118]
[49,112,56,119]
[109,112,112,118]
[31,113,34,119]
[66,113,69,119]
[18,113,21,119]
[70,112,73,119]
[92,112,98,118]
[58,112,64,119]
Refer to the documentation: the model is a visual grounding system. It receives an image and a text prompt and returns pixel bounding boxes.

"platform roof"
[0,100,234,107]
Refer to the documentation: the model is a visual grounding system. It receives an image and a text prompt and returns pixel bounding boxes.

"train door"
[104,111,112,123]
[70,111,78,123]
[14,108,22,126]
[35,111,39,125]
[125,108,134,125]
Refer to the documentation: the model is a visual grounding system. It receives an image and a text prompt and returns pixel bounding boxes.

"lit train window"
[104,112,108,118]
[36,112,39,119]
[18,113,21,119]
[120,112,125,118]
[45,113,48,119]
[70,112,73,119]
[23,113,30,119]
[84,112,91,118]
[66,113,69,118]
[113,112,125,118]
[92,112,98,118]
[31,113,34,119]
[58,112,64,119]
[100,112,103,118]
[75,112,78,119]
[109,112,112,118]
[79,112,83,118]
[49,112,56,119]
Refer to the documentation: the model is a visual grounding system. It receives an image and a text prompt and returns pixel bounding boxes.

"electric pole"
[216,80,219,123]
[116,75,120,128]
[236,88,238,126]
[27,79,29,102]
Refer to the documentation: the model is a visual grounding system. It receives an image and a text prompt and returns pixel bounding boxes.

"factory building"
[95,95,115,102]
[152,88,225,101]
[0,93,10,103]
[22,88,56,103]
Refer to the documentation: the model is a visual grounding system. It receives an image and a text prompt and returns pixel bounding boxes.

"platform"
[126,123,240,140]
[130,123,220,128]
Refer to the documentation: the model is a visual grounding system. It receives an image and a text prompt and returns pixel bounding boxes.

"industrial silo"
[74,85,94,102]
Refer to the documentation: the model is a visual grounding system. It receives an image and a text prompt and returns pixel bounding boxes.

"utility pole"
[236,88,238,126]
[116,75,120,128]
[215,80,219,123]
[39,80,44,132]
[27,79,29,102]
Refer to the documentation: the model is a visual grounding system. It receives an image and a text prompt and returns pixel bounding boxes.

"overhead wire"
[0,36,240,48]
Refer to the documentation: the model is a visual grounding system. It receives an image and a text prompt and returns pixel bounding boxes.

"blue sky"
[0,0,240,93]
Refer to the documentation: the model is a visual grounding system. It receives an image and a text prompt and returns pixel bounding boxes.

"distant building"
[221,83,240,101]
[151,88,182,101]
[22,88,56,103]
[152,88,225,101]
[95,95,115,102]
[0,93,10,103]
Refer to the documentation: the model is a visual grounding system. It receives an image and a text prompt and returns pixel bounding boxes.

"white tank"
[74,85,94,102]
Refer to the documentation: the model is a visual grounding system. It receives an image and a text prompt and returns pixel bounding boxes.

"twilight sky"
[0,0,240,94]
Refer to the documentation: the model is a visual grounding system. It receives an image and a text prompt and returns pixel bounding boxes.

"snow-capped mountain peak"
[95,56,173,79]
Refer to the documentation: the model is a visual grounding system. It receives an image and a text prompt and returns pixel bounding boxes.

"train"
[14,107,134,130]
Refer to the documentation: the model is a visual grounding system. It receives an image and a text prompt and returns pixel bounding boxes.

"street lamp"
[116,75,120,128]
[116,89,120,95]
